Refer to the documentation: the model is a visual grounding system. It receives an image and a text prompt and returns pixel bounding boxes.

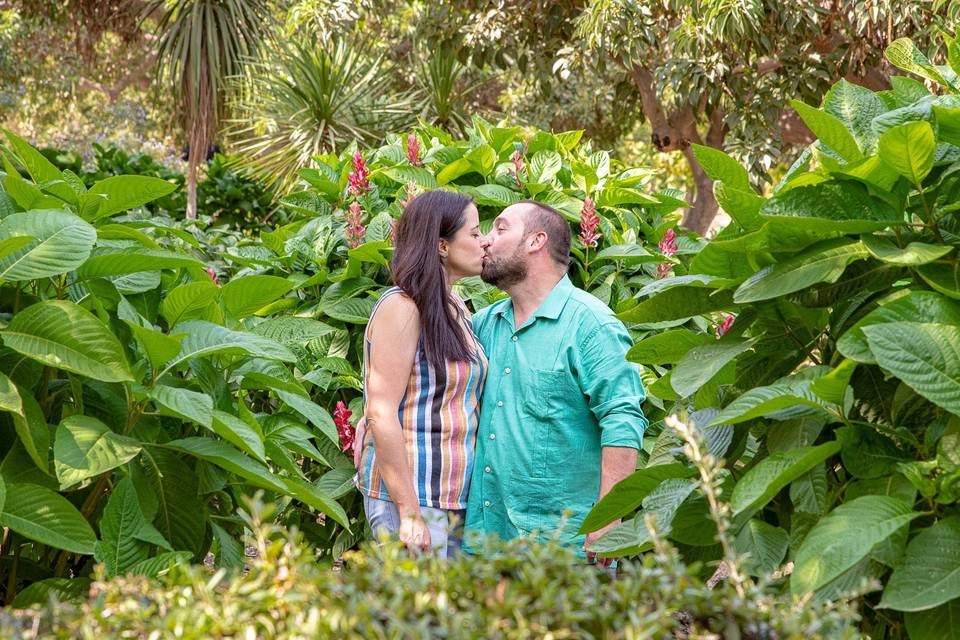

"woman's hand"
[399,513,431,554]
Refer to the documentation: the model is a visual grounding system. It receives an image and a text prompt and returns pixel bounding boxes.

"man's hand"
[399,513,431,555]
[584,519,620,567]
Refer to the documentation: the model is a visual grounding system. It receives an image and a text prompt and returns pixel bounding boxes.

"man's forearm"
[598,446,638,499]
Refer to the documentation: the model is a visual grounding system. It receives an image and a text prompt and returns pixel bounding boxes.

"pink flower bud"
[348,151,370,196]
[715,314,735,340]
[205,267,220,285]
[579,197,601,248]
[658,229,678,257]
[655,262,672,280]
[333,400,355,453]
[345,201,366,248]
[406,134,422,167]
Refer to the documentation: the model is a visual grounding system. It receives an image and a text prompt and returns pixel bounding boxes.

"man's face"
[480,204,529,288]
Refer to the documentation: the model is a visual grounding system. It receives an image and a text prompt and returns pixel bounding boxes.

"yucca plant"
[151,0,272,219]
[414,51,481,135]
[226,37,417,190]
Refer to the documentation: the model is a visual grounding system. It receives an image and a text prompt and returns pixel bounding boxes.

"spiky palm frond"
[226,37,416,190]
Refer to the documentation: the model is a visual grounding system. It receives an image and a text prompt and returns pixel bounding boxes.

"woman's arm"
[364,294,430,551]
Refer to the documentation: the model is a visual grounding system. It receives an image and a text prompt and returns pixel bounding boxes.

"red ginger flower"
[334,401,355,453]
[655,262,672,280]
[406,134,422,167]
[345,201,366,248]
[715,314,735,340]
[348,151,370,196]
[579,197,600,248]
[206,267,221,285]
[659,228,678,257]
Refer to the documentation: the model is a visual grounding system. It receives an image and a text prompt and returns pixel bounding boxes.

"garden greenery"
[1,29,958,640]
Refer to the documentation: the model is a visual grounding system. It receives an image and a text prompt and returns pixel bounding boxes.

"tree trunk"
[186,151,199,219]
[629,65,725,235]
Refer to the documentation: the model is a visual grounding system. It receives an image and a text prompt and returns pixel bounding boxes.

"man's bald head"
[507,200,571,267]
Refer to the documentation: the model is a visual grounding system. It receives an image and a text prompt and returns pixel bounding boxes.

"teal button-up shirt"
[465,275,648,551]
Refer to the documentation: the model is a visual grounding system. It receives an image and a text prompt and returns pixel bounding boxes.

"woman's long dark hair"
[391,190,473,369]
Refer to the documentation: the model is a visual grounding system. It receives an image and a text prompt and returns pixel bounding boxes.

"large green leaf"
[881,517,960,611]
[93,477,169,576]
[0,482,97,554]
[77,248,203,279]
[321,297,375,324]
[691,144,751,192]
[125,323,183,371]
[222,275,294,317]
[589,478,698,557]
[380,165,438,188]
[730,441,841,520]
[528,150,562,184]
[251,316,334,346]
[0,370,21,416]
[878,121,936,185]
[466,184,520,207]
[709,367,834,427]
[141,385,213,428]
[837,291,960,364]
[3,131,76,204]
[916,262,960,300]
[578,464,695,534]
[671,338,754,398]
[626,329,712,365]
[618,288,733,324]
[905,599,960,640]
[759,182,901,233]
[886,37,955,90]
[81,175,177,221]
[0,210,96,281]
[11,386,49,472]
[160,281,221,326]
[836,425,910,480]
[791,495,922,595]
[862,322,960,416]
[163,320,296,373]
[861,234,952,265]
[136,451,206,557]
[281,476,350,528]
[823,79,887,153]
[211,409,265,462]
[791,99,863,162]
[2,300,133,382]
[734,519,789,577]
[165,437,288,493]
[713,182,764,231]
[53,415,141,490]
[734,238,870,303]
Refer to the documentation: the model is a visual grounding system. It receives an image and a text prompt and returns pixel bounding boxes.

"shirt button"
[497,401,503,407]
[484,466,491,473]
[512,336,518,342]
[489,433,496,440]
[484,500,491,507]
[505,367,511,374]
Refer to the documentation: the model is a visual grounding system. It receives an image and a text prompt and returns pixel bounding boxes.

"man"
[465,200,648,561]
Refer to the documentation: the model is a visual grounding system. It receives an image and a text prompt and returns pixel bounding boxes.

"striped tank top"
[355,287,487,510]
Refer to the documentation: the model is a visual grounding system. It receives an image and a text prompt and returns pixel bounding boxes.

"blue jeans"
[363,495,465,559]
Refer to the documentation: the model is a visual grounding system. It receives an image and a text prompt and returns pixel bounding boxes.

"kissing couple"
[353,190,648,565]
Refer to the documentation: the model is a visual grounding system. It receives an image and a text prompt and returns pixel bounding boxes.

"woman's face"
[443,203,484,281]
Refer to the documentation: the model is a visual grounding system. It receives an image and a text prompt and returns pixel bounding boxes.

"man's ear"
[527,231,548,253]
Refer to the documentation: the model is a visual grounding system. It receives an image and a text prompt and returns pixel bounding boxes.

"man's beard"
[481,241,528,288]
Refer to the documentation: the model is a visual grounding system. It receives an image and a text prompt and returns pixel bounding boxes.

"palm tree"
[226,37,416,190]
[151,0,271,219]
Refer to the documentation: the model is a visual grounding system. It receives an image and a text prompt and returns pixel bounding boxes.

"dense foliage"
[0,494,859,639]
[0,117,686,606]
[582,35,960,640]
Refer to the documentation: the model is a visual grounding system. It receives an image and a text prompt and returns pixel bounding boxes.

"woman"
[354,190,487,557]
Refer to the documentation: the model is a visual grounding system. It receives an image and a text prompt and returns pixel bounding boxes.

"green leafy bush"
[582,34,960,640]
[0,492,859,640]
[0,117,689,606]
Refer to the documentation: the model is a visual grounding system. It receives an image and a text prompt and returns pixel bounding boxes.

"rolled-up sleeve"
[577,320,648,449]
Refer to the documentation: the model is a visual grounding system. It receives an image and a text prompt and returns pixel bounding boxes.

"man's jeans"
[363,495,465,559]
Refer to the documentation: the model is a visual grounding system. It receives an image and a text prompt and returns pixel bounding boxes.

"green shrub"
[0,495,859,640]
[581,33,960,640]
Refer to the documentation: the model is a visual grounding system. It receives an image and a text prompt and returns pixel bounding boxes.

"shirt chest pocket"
[522,369,575,420]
